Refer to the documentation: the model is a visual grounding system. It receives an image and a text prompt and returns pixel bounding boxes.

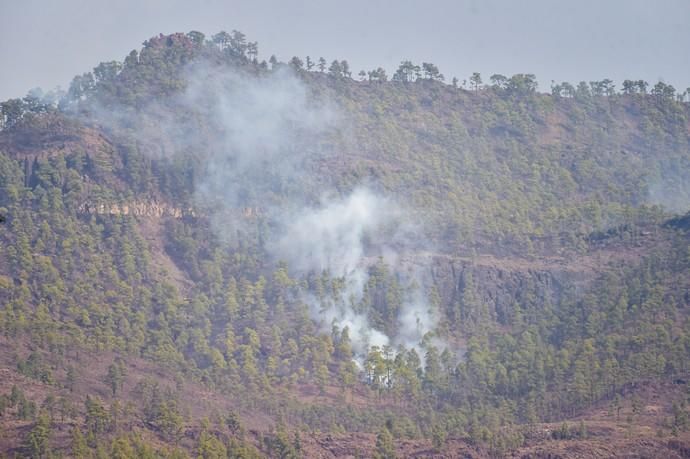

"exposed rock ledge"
[78,201,264,219]
[78,201,196,218]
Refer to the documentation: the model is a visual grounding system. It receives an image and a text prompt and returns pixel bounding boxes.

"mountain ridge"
[0,31,689,458]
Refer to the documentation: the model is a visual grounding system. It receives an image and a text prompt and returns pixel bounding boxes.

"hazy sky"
[1,0,689,100]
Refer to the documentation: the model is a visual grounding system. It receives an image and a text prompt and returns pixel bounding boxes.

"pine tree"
[25,413,51,458]
[375,427,396,459]
[70,426,88,458]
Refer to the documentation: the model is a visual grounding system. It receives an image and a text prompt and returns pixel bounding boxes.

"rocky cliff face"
[430,256,569,326]
[78,200,195,218]
[426,238,645,329]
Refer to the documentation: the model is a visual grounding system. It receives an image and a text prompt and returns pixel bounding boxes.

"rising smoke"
[273,188,393,356]
[648,165,690,214]
[182,63,339,241]
[82,58,440,359]
[186,63,440,357]
[272,188,440,357]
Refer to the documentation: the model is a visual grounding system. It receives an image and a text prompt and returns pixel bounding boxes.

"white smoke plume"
[181,63,339,240]
[272,188,441,357]
[80,57,441,359]
[273,188,392,355]
[648,177,690,214]
[395,285,439,356]
[184,64,440,358]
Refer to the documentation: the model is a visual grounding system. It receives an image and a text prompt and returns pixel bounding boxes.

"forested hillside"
[0,31,689,458]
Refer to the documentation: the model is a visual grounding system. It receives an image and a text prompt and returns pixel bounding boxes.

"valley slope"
[1,31,690,458]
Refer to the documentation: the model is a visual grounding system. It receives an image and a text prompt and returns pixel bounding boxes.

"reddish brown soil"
[2,332,689,458]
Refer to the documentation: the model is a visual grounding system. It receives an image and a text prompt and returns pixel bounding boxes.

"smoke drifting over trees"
[2,27,690,458]
[73,52,441,359]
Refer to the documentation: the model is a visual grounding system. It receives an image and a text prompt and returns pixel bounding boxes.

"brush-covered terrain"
[1,31,690,458]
